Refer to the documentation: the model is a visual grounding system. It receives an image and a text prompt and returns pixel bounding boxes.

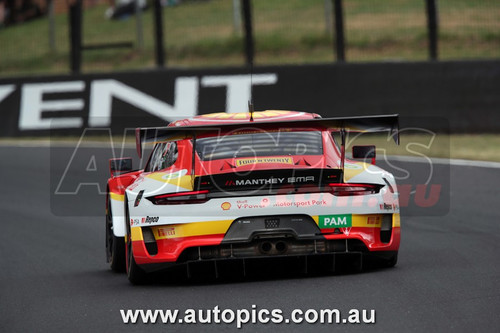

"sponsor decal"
[380,203,391,210]
[235,157,293,167]
[288,176,314,184]
[367,216,381,225]
[273,199,327,208]
[130,218,140,226]
[141,216,159,224]
[158,227,175,237]
[238,203,265,209]
[319,214,352,228]
[380,203,398,211]
[235,198,272,209]
[235,178,285,186]
[232,128,292,135]
[237,200,263,209]
[162,169,188,180]
[224,176,315,187]
[221,202,231,211]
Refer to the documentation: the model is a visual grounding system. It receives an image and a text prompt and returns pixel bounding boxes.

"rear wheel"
[383,252,398,268]
[125,201,148,284]
[365,251,398,269]
[106,195,125,272]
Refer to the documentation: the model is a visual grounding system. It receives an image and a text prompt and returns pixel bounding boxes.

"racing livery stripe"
[110,192,124,201]
[151,220,234,240]
[131,226,144,241]
[145,173,193,190]
[343,161,369,181]
[132,215,399,242]
[393,213,401,227]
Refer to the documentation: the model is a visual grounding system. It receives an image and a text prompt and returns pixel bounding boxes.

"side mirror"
[109,157,132,176]
[352,145,376,165]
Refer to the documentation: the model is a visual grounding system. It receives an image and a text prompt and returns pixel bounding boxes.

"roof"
[168,110,320,127]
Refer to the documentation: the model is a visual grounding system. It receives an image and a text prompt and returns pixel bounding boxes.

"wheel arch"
[107,171,141,237]
[109,193,127,237]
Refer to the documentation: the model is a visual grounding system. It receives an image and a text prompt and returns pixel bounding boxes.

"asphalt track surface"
[1,145,499,332]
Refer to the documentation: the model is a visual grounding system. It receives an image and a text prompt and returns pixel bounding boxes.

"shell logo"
[221,202,231,211]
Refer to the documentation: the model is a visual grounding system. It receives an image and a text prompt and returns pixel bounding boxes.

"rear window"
[195,131,323,161]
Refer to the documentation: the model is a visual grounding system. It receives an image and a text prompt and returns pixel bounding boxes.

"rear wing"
[135,114,400,158]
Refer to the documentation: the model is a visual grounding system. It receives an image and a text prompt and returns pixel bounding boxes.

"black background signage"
[1,60,500,137]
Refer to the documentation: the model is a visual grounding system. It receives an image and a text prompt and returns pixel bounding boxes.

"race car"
[105,110,401,284]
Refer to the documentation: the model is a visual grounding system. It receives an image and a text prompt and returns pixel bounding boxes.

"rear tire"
[383,252,398,268]
[106,195,125,272]
[127,241,149,285]
[365,251,398,269]
[125,200,148,285]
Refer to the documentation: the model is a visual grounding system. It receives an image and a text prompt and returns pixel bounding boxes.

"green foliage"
[0,0,499,76]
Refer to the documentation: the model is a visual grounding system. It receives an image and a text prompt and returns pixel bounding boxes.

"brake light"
[328,183,378,196]
[148,190,210,205]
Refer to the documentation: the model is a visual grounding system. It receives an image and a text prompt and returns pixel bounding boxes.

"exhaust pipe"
[259,242,273,254]
[258,241,289,255]
[275,241,288,254]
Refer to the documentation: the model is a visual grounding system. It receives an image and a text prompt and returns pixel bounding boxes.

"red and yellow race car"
[106,110,401,284]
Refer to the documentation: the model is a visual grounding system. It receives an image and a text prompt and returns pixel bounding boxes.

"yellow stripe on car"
[343,161,370,181]
[131,226,144,241]
[110,192,124,201]
[393,213,401,227]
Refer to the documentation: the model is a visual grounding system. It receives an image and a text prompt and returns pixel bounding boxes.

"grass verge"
[1,0,499,76]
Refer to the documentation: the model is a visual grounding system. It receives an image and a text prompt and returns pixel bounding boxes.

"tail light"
[147,190,210,205]
[328,183,379,196]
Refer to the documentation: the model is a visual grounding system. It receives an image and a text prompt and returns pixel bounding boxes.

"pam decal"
[235,156,293,167]
[319,214,352,228]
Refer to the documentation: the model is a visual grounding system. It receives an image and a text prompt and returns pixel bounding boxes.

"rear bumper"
[132,224,400,272]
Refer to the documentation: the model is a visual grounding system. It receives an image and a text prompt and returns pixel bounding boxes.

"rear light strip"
[328,183,379,196]
[147,183,380,205]
[148,190,210,205]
